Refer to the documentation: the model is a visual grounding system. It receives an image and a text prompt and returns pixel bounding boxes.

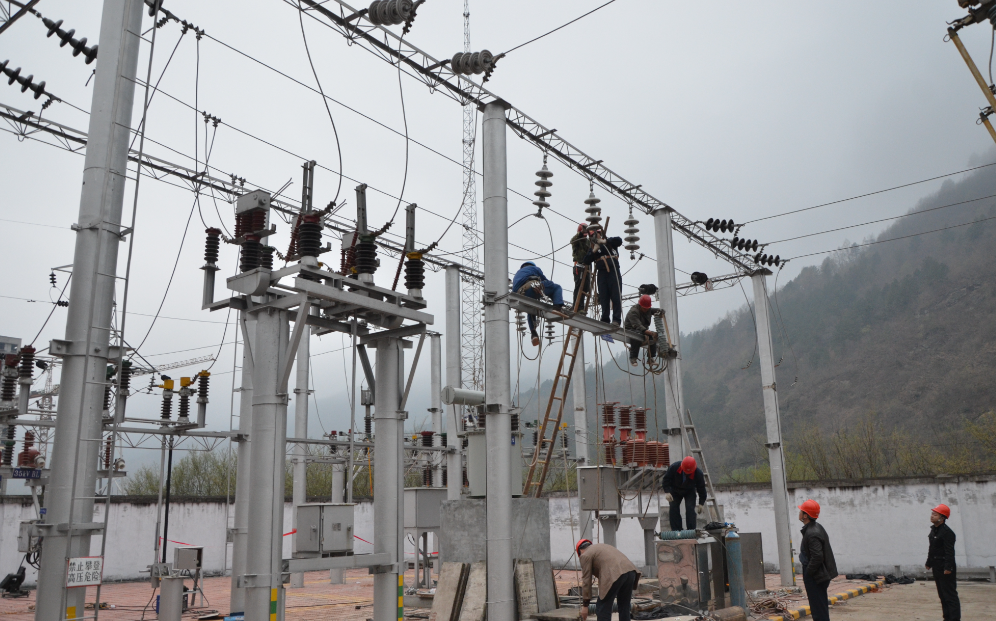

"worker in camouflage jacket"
[623,295,660,366]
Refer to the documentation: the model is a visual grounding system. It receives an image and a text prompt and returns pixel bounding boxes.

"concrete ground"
[0,570,989,620]
[824,580,994,621]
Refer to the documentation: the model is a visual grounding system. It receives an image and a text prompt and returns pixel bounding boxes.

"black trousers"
[628,338,658,362]
[596,570,637,621]
[933,567,961,620]
[802,566,831,621]
[667,489,697,531]
[596,267,622,324]
[572,264,590,311]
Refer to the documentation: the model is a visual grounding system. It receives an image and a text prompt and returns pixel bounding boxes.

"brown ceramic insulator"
[634,439,647,467]
[18,346,35,379]
[617,405,631,430]
[634,408,647,432]
[622,440,634,466]
[604,442,616,465]
[659,442,670,467]
[421,431,434,447]
[600,402,616,427]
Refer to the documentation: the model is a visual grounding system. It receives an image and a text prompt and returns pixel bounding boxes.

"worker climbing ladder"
[522,268,595,497]
[680,408,721,523]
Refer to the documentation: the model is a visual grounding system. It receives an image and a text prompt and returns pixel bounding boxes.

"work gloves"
[664,493,674,503]
[695,504,704,515]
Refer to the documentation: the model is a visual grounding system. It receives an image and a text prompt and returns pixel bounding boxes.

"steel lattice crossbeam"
[296,0,757,273]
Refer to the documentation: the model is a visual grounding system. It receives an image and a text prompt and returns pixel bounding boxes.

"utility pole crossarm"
[298,0,761,273]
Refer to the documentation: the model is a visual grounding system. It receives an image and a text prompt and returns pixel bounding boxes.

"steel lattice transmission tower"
[459,0,484,390]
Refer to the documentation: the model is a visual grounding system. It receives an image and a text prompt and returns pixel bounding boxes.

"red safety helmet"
[932,504,951,519]
[578,223,587,233]
[798,499,821,520]
[679,456,696,474]
[575,539,592,557]
[639,294,652,309]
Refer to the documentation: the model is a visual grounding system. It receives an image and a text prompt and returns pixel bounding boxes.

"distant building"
[0,335,20,359]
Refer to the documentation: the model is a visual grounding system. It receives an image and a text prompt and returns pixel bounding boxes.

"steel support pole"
[750,272,795,586]
[482,100,513,621]
[244,305,290,621]
[230,312,255,613]
[572,336,592,540]
[444,266,463,501]
[35,1,143,618]
[373,338,404,621]
[330,465,345,584]
[291,316,311,589]
[651,208,686,462]
[430,333,443,487]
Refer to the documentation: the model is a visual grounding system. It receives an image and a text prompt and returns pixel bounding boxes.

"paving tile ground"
[0,569,990,620]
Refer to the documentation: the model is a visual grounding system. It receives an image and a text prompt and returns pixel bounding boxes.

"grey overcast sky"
[2,1,995,458]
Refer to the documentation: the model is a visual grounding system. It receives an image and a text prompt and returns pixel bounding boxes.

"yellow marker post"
[66,606,77,620]
[398,574,404,621]
[270,587,278,621]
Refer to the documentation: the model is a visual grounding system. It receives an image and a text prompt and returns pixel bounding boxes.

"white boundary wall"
[2,474,993,585]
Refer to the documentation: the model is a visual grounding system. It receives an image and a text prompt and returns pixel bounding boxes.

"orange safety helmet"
[679,456,697,474]
[932,504,951,519]
[639,294,652,309]
[575,539,592,557]
[798,499,821,520]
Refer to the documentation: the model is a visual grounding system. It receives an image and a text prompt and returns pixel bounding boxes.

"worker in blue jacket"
[512,262,563,347]
[583,234,624,327]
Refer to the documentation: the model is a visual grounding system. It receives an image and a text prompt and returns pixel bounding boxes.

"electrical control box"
[296,503,354,554]
[17,521,40,553]
[466,430,524,498]
[578,466,620,512]
[404,487,447,530]
[235,190,271,214]
[174,546,203,573]
[657,539,708,608]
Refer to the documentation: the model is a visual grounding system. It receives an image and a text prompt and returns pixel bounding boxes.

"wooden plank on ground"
[515,559,540,619]
[458,561,488,621]
[532,559,558,613]
[430,561,469,621]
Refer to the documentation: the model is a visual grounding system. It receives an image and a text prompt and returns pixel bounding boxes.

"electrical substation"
[3,1,996,620]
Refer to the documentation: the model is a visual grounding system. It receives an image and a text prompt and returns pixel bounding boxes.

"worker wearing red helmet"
[926,503,961,620]
[575,539,640,621]
[570,223,594,312]
[798,499,838,621]
[661,456,707,531]
[623,295,661,366]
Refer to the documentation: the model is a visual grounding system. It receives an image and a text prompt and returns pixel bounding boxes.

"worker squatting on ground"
[661,456,707,531]
[581,232,624,328]
[511,261,564,347]
[570,224,593,311]
[927,503,961,621]
[623,295,661,366]
[798,499,839,621]
[576,539,641,621]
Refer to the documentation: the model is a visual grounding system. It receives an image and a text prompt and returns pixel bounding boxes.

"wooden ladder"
[523,324,584,497]
[681,408,721,523]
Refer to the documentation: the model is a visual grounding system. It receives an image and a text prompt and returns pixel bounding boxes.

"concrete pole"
[750,272,796,586]
[444,266,463,501]
[651,208,686,462]
[230,313,256,612]
[35,1,143,618]
[430,333,443,487]
[572,336,592,540]
[290,319,311,589]
[482,100,514,621]
[330,465,346,584]
[374,338,404,621]
[244,306,290,621]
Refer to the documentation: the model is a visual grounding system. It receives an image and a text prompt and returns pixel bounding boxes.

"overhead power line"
[502,0,620,57]
[744,161,996,224]
[786,214,996,261]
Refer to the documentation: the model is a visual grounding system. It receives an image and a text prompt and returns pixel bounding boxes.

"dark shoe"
[553,303,564,312]
[531,335,540,347]
[629,358,638,366]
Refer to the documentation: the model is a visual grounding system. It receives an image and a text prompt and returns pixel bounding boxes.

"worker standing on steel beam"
[570,224,594,311]
[926,503,961,621]
[798,500,838,621]
[576,539,640,621]
[583,232,624,331]
[512,261,564,347]
[662,456,706,531]
[623,295,661,366]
